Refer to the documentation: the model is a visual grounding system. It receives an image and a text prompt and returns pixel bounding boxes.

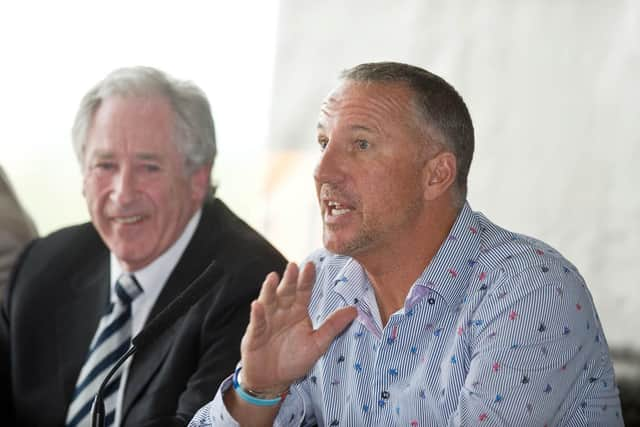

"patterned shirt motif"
[190,203,623,426]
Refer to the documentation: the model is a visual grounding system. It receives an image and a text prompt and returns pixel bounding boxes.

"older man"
[0,67,286,426]
[190,62,622,426]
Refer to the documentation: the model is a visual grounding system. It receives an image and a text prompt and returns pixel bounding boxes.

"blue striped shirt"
[190,203,622,426]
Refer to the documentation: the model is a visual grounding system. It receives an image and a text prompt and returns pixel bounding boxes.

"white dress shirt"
[109,209,202,426]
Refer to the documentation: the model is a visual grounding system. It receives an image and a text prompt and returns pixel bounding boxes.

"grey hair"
[72,66,217,178]
[340,62,474,206]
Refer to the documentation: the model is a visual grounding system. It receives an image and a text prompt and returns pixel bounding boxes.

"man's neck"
[356,202,460,326]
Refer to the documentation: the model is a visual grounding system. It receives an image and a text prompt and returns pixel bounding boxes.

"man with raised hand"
[190,62,622,426]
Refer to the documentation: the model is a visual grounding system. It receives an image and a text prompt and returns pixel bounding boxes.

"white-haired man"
[0,67,286,427]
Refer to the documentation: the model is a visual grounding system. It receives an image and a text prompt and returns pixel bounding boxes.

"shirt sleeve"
[273,381,314,427]
[188,375,238,427]
[188,375,311,427]
[450,263,622,426]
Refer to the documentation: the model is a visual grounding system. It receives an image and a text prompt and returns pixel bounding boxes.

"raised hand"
[239,261,357,393]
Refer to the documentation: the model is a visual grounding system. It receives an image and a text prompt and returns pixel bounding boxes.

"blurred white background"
[1,1,638,357]
[0,0,279,236]
[264,1,640,357]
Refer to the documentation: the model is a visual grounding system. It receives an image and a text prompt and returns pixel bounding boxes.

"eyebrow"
[90,150,115,159]
[316,122,376,134]
[88,150,162,162]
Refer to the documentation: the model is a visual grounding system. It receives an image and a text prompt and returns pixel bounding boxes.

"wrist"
[232,365,289,407]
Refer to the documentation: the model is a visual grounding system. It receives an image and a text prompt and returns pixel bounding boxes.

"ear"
[422,151,457,201]
[190,164,212,203]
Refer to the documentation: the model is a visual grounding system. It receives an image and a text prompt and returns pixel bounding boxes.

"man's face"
[82,95,208,271]
[314,81,428,257]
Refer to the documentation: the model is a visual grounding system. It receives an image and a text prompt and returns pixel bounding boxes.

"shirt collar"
[332,202,481,312]
[331,259,383,336]
[410,202,481,310]
[110,208,203,302]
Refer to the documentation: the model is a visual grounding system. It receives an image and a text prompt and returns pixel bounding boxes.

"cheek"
[366,169,421,210]
[83,176,126,223]
[358,168,390,204]
[84,172,111,194]
[143,184,186,220]
[82,181,100,210]
[146,183,179,205]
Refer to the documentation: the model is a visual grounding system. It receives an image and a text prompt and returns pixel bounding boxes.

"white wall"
[263,0,640,352]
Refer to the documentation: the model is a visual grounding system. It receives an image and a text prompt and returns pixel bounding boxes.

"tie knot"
[115,274,143,305]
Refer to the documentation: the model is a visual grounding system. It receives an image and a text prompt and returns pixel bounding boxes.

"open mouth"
[112,215,144,224]
[327,201,353,216]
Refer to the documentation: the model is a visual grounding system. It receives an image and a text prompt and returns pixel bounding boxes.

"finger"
[258,271,280,307]
[275,262,299,300]
[297,262,316,292]
[294,262,316,305]
[313,306,358,353]
[243,300,268,351]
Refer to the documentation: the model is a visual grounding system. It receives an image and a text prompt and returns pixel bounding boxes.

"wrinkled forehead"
[317,80,418,133]
[83,96,183,161]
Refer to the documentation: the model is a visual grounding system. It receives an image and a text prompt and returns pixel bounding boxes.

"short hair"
[72,66,217,176]
[340,62,474,202]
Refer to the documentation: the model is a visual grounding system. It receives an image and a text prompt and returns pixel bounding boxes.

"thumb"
[313,306,358,353]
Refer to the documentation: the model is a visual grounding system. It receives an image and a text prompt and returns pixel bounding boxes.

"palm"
[239,262,356,392]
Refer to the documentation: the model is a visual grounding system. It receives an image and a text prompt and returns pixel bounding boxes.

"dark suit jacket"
[0,198,286,426]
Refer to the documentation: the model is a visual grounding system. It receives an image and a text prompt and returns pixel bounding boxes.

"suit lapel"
[121,201,221,420]
[55,256,110,403]
[120,276,188,418]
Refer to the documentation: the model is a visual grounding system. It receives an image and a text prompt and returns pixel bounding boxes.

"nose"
[313,139,346,186]
[111,166,138,206]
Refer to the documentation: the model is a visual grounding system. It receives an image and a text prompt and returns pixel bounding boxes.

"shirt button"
[381,390,390,399]
[428,297,436,305]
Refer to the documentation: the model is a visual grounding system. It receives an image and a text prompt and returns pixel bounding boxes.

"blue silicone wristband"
[232,366,284,407]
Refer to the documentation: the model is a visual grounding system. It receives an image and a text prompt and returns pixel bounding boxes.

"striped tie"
[66,274,143,427]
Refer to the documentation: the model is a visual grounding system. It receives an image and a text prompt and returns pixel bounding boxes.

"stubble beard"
[324,195,425,258]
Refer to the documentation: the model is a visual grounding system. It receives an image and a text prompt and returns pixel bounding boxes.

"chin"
[322,237,340,254]
[326,232,377,258]
[113,246,147,263]
[323,228,353,253]
[323,239,352,256]
[322,231,339,252]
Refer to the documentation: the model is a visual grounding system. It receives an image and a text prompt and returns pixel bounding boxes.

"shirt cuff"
[274,383,306,427]
[188,374,308,427]
[188,374,239,427]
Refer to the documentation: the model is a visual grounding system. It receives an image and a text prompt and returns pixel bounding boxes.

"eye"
[356,139,370,150]
[93,161,116,171]
[318,137,329,151]
[142,163,161,173]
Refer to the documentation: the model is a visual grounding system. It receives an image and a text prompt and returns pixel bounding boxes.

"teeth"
[114,215,143,224]
[326,200,352,216]
[332,208,351,216]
